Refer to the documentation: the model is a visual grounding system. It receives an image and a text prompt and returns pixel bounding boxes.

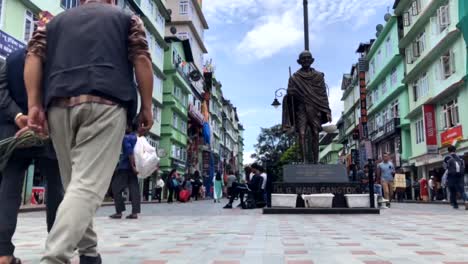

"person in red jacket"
[419,177,429,202]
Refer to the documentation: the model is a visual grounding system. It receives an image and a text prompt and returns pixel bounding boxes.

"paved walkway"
[14,200,468,264]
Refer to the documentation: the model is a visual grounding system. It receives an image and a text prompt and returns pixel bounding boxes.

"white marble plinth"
[271,194,297,208]
[345,194,378,208]
[302,194,334,208]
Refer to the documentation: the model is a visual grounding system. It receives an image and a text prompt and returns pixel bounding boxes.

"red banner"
[423,105,438,153]
[441,126,463,146]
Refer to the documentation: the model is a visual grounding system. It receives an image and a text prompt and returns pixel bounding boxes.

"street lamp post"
[271,88,287,109]
[303,0,309,51]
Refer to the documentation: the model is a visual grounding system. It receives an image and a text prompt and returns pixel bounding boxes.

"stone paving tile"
[13,201,468,264]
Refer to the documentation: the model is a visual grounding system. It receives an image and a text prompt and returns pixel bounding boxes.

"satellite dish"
[376,24,384,32]
[157,148,168,158]
[170,26,177,35]
[384,13,392,22]
[189,70,201,82]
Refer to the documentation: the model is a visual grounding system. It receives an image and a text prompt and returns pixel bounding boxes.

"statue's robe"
[282,68,331,133]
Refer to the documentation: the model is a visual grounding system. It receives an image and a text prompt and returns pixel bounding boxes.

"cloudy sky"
[202,0,394,163]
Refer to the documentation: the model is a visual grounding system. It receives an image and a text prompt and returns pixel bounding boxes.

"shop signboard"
[0,30,25,59]
[423,105,438,154]
[441,126,463,146]
[31,187,45,205]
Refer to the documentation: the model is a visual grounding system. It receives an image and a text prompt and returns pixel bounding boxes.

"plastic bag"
[134,136,160,179]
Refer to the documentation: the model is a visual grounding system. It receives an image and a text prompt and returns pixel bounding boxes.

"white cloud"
[203,0,393,60]
[327,85,344,124]
[243,150,256,165]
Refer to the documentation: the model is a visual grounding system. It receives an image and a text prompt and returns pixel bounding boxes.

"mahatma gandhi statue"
[282,50,332,164]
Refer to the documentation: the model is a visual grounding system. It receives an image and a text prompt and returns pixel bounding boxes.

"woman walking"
[213,171,224,203]
[167,169,179,203]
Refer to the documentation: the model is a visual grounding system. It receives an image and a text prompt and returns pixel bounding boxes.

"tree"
[252,124,295,181]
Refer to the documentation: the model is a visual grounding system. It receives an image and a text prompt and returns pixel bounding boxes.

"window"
[412,31,425,58]
[391,100,400,118]
[437,3,450,32]
[391,67,397,85]
[403,11,412,27]
[173,113,179,129]
[181,120,187,132]
[438,50,456,79]
[155,41,163,62]
[373,88,379,103]
[377,50,382,68]
[413,73,429,101]
[382,78,387,95]
[405,46,414,64]
[179,0,189,15]
[442,99,459,129]
[174,86,181,99]
[367,93,373,108]
[385,37,392,57]
[370,60,375,79]
[411,0,421,16]
[24,10,34,43]
[61,0,79,9]
[415,119,425,144]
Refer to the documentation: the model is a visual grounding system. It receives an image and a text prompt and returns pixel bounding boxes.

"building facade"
[395,0,468,183]
[366,15,411,168]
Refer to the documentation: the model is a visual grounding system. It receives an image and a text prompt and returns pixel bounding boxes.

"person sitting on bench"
[223,163,264,209]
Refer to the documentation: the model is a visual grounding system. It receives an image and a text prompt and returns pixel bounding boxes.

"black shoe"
[80,254,102,264]
[453,205,459,209]
[126,214,138,219]
[109,213,122,219]
[236,203,243,208]
[223,204,232,209]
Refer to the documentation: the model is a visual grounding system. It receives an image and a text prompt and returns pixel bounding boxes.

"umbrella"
[0,131,50,172]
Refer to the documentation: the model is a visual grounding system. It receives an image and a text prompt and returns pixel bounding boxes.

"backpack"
[446,154,465,177]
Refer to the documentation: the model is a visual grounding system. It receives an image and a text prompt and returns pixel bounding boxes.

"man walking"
[23,0,153,263]
[0,48,64,264]
[109,124,140,219]
[377,153,395,202]
[444,145,467,210]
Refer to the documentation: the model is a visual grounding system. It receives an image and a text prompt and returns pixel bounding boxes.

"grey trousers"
[41,103,126,264]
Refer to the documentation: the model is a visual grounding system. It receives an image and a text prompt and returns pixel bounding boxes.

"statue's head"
[297,50,314,69]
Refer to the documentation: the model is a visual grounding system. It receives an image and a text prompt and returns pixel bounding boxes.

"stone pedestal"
[272,164,361,208]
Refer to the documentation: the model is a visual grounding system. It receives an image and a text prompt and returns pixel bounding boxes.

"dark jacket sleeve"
[0,60,22,122]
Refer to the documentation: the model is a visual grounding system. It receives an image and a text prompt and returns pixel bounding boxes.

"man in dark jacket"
[0,48,64,264]
[223,163,264,209]
[443,145,467,210]
[23,0,153,263]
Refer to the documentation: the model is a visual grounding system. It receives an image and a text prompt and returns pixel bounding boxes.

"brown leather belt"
[51,95,117,108]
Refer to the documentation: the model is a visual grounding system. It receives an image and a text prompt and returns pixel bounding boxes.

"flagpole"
[303,0,309,51]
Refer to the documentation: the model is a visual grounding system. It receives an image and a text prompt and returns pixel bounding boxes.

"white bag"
[134,136,160,179]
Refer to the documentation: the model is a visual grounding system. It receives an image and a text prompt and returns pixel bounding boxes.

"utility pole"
[303,0,309,50]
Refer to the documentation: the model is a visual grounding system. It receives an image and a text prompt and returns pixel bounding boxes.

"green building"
[395,0,468,181]
[319,132,343,165]
[159,38,192,174]
[366,15,411,168]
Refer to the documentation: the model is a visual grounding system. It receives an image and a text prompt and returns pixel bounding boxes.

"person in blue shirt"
[109,124,140,219]
[376,153,396,202]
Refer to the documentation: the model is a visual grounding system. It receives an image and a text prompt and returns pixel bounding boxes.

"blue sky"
[202,0,394,163]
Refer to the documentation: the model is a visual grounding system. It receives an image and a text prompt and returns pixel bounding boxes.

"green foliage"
[251,124,295,182]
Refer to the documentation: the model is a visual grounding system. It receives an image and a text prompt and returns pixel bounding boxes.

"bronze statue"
[282,50,332,164]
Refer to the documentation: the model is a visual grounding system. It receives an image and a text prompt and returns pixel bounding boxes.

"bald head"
[297,50,314,69]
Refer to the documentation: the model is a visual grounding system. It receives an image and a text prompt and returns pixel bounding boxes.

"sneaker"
[79,254,102,264]
[381,198,389,203]
[223,204,232,209]
[109,213,122,219]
